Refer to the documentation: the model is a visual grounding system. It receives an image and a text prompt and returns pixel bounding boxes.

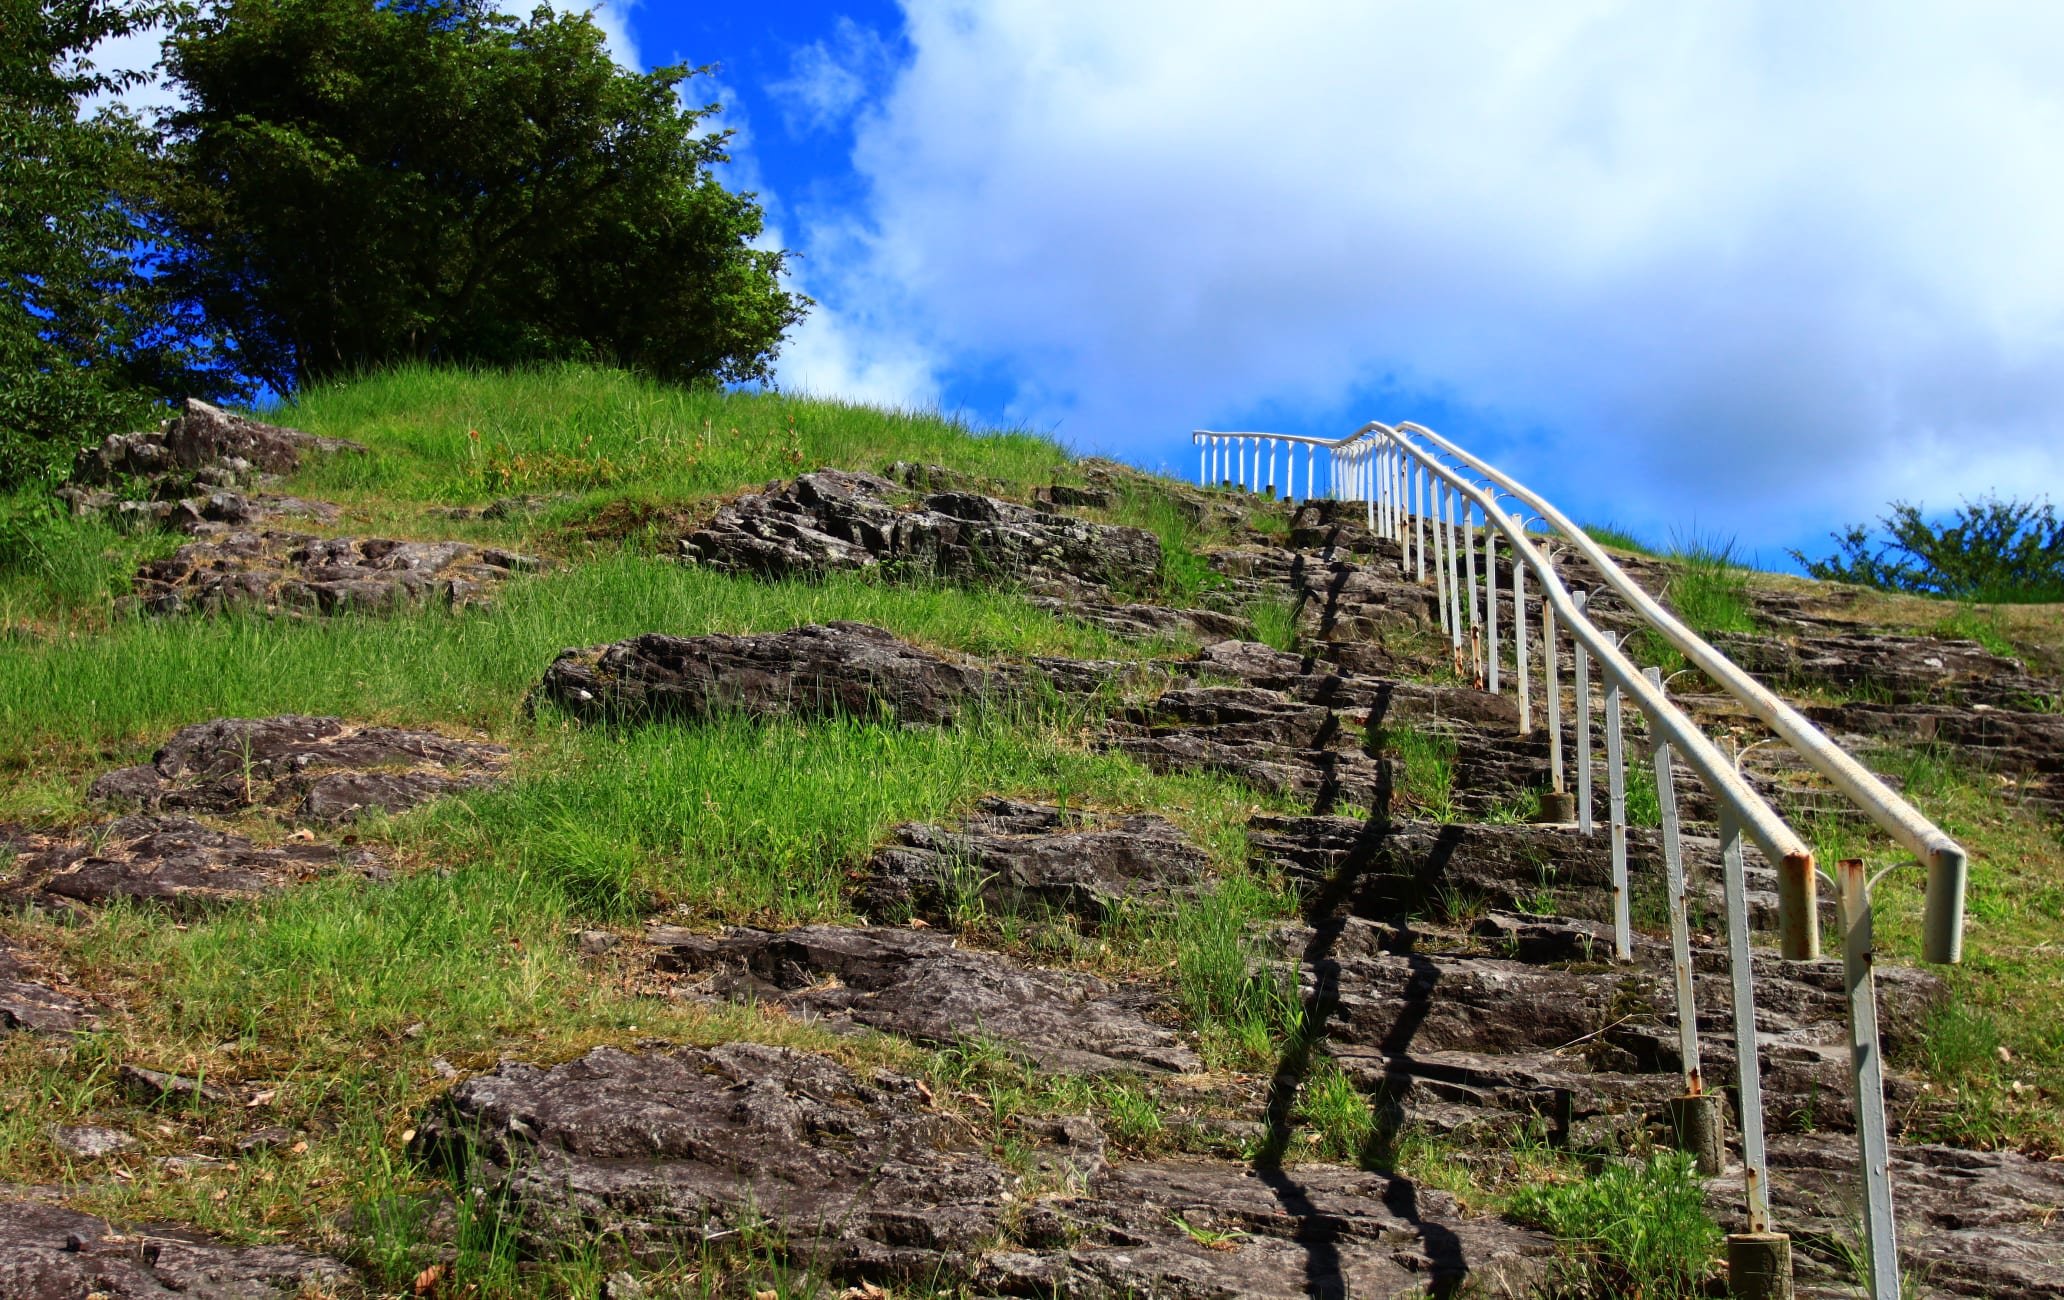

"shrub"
[1791,497,2064,603]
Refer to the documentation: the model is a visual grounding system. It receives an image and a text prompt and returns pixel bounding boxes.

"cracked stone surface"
[88,715,507,824]
[680,468,1255,642]
[645,924,1200,1074]
[422,1041,1555,1295]
[682,468,1162,590]
[0,1194,351,1298]
[129,532,545,617]
[0,940,97,1035]
[538,621,992,725]
[857,796,1210,926]
[3,815,374,912]
[70,399,367,486]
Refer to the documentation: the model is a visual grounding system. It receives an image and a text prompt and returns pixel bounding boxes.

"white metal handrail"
[1189,421,1968,1300]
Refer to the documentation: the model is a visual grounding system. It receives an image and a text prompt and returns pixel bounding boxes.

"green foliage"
[1792,496,2064,604]
[1,0,244,485]
[1507,1152,1722,1298]
[156,0,806,393]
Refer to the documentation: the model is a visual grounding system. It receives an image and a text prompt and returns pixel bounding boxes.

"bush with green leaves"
[154,0,808,394]
[0,0,243,486]
[1791,497,2064,604]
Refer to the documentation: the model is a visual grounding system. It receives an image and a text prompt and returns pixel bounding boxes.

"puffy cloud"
[795,0,2064,546]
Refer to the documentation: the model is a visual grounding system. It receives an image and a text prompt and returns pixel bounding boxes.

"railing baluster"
[1445,482,1465,665]
[1464,499,1482,683]
[1430,467,1451,634]
[1720,807,1774,1236]
[1574,591,1593,834]
[1837,859,1901,1300]
[1605,668,1631,961]
[1514,545,1531,733]
[1646,666,1702,1093]
[1545,598,1564,794]
[1485,519,1500,695]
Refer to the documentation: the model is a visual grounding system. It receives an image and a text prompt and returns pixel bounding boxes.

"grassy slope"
[0,363,2058,1297]
[0,365,1312,1296]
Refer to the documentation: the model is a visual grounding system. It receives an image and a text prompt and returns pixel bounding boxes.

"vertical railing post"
[1363,445,1375,530]
[1444,483,1465,668]
[1430,472,1452,634]
[1463,498,1482,683]
[1574,591,1594,834]
[1718,809,1779,1245]
[1836,859,1900,1300]
[1544,598,1564,794]
[1414,463,1427,583]
[1514,543,1531,732]
[1605,664,1631,961]
[1645,666,1719,1176]
[1485,518,1500,695]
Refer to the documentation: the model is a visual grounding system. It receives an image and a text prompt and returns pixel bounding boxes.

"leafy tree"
[155,0,808,394]
[0,0,242,486]
[1790,497,2064,603]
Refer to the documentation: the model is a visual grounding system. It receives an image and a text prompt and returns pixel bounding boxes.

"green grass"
[278,361,1071,509]
[1661,532,1756,638]
[1931,604,2020,659]
[1372,724,1459,821]
[1578,520,1657,556]
[1507,1152,1721,1298]
[0,555,1177,813]
[419,709,1264,925]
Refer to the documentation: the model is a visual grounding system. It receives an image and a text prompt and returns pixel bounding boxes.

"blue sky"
[101,3,2064,567]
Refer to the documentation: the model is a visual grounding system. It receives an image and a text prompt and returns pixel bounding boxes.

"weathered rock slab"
[423,1041,1551,1295]
[537,622,990,725]
[681,468,1162,591]
[857,796,1209,925]
[1739,1136,2064,1298]
[0,1195,350,1299]
[130,531,543,617]
[421,1041,1014,1274]
[71,398,367,486]
[89,715,506,824]
[978,1160,1555,1299]
[0,941,97,1035]
[646,924,1200,1074]
[4,815,372,911]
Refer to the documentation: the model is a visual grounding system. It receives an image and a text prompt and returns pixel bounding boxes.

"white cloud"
[767,18,897,135]
[801,0,2064,545]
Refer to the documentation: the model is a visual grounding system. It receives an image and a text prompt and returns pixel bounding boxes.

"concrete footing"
[1665,1092,1726,1176]
[1727,1232,1794,1300]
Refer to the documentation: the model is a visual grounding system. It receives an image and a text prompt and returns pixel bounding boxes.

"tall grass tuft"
[1507,1152,1722,1297]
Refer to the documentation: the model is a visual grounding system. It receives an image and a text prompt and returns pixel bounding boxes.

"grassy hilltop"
[1,363,2059,1297]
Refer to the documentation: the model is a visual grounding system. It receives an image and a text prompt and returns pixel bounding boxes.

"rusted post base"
[1727,1232,1794,1300]
[1533,790,1576,823]
[1665,1093,1725,1175]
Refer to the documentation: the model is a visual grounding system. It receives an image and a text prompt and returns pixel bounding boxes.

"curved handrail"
[1194,416,1941,1297]
[1392,419,1969,964]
